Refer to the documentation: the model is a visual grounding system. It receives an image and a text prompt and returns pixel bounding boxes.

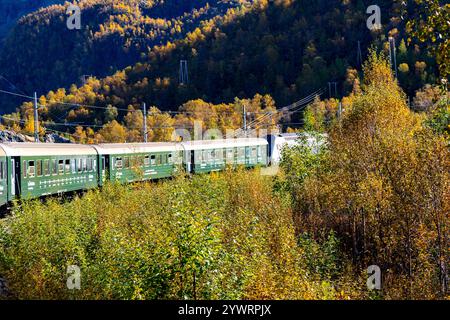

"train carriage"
[181,138,268,174]
[93,143,182,184]
[0,138,271,208]
[0,143,99,201]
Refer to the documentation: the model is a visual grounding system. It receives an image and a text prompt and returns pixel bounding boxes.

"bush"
[0,169,360,300]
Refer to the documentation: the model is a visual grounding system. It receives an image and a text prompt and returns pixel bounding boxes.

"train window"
[44,159,50,176]
[27,161,35,178]
[93,159,97,171]
[71,159,76,174]
[52,159,58,175]
[168,154,173,164]
[0,161,4,180]
[58,160,64,174]
[65,159,71,174]
[238,148,245,158]
[257,146,262,157]
[124,157,130,168]
[251,147,257,157]
[150,155,156,165]
[0,161,5,180]
[138,156,144,167]
[77,159,82,172]
[210,150,215,160]
[37,160,42,177]
[144,155,150,166]
[82,158,87,172]
[87,159,93,172]
[194,151,201,164]
[202,150,207,162]
[215,149,222,160]
[116,158,123,169]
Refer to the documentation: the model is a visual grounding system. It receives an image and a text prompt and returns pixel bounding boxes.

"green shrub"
[0,169,359,300]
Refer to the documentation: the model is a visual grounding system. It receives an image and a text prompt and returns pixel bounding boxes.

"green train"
[0,138,268,207]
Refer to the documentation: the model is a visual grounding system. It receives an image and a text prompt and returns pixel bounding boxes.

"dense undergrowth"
[0,168,365,300]
[0,52,447,300]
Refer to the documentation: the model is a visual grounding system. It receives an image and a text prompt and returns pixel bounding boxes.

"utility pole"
[329,82,338,98]
[389,37,398,79]
[338,101,342,118]
[80,74,93,86]
[34,92,39,143]
[143,102,148,143]
[243,104,247,137]
[269,111,273,131]
[179,60,189,85]
[357,40,363,67]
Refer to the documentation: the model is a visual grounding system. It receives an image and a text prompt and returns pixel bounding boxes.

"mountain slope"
[2,0,441,133]
[0,0,248,112]
[0,0,64,46]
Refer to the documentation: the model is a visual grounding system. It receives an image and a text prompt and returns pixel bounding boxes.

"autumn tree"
[96,120,127,143]
[282,51,449,299]
[404,0,450,78]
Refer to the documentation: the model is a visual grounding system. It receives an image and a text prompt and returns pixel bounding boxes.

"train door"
[10,158,20,199]
[190,151,195,173]
[11,158,15,197]
[101,156,109,182]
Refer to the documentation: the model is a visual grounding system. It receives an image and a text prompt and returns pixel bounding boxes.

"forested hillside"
[0,0,447,142]
[0,0,249,112]
[0,0,64,46]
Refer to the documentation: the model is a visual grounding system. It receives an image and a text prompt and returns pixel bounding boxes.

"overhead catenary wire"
[0,88,307,116]
[235,88,324,137]
[0,75,29,96]
[0,85,326,138]
[243,87,324,129]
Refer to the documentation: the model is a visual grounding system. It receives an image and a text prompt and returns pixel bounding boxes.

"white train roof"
[181,138,268,151]
[0,139,269,157]
[92,142,179,155]
[0,142,97,157]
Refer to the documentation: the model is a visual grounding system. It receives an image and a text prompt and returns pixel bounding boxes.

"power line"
[0,88,296,117]
[0,85,325,137]
[0,89,34,100]
[241,88,324,132]
[0,75,29,96]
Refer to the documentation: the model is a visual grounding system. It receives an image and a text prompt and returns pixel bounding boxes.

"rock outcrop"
[0,130,72,143]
